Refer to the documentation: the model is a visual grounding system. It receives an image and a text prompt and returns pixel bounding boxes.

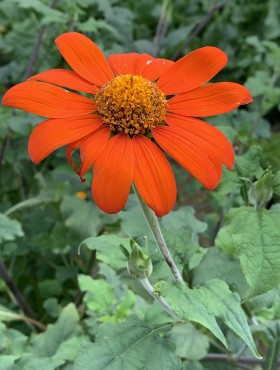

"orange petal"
[91,134,134,214]
[157,46,228,94]
[66,125,110,181]
[2,81,96,118]
[166,113,234,170]
[132,135,176,217]
[153,125,223,190]
[29,69,98,94]
[108,53,173,81]
[28,114,103,164]
[167,82,253,117]
[108,53,139,75]
[55,32,114,86]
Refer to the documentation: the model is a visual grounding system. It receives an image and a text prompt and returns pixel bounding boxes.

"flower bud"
[120,239,153,279]
[251,168,273,208]
[127,241,153,279]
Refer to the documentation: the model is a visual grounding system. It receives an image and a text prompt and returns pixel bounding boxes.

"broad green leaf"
[216,207,280,295]
[80,235,130,270]
[74,316,181,370]
[169,323,209,360]
[160,280,259,358]
[0,355,16,369]
[0,213,24,243]
[193,248,250,299]
[78,274,117,313]
[32,304,80,357]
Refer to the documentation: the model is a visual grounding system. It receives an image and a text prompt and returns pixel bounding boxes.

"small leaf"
[80,235,130,270]
[78,275,117,313]
[74,316,181,370]
[0,213,24,243]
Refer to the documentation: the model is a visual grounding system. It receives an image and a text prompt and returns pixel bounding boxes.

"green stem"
[133,184,183,282]
[139,278,179,320]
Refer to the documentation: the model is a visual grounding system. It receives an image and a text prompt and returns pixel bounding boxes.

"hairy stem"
[133,184,183,282]
[139,278,179,320]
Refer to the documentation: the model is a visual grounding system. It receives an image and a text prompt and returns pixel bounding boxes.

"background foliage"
[1,0,280,369]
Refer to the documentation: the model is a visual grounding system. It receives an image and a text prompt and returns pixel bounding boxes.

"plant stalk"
[133,184,183,282]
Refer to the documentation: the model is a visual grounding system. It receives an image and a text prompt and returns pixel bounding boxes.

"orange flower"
[2,32,252,216]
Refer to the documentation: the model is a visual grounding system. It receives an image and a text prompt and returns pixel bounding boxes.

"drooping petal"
[153,125,223,190]
[167,82,253,117]
[165,113,234,170]
[157,46,228,94]
[28,114,103,164]
[55,32,114,86]
[108,53,174,81]
[29,69,98,94]
[2,81,96,118]
[91,134,134,214]
[132,135,176,217]
[66,125,110,181]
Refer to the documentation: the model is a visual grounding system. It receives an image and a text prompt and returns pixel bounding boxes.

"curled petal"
[132,135,176,217]
[167,82,253,117]
[157,46,228,94]
[153,125,223,190]
[55,32,114,86]
[2,81,96,118]
[92,134,134,214]
[28,114,102,164]
[29,69,98,94]
[66,125,110,181]
[165,113,234,170]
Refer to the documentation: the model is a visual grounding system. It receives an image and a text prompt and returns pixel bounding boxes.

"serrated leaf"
[80,235,130,270]
[0,213,24,243]
[74,316,181,370]
[193,248,250,299]
[160,279,259,358]
[216,207,280,295]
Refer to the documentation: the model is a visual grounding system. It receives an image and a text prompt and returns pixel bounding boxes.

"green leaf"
[32,304,80,358]
[0,213,24,243]
[193,248,250,299]
[78,274,117,313]
[160,279,259,358]
[74,316,181,370]
[216,207,280,295]
[169,323,209,360]
[235,145,263,178]
[272,170,280,196]
[80,235,130,270]
[0,355,17,369]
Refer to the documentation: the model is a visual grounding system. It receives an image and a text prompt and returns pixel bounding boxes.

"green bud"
[127,240,153,279]
[251,168,273,209]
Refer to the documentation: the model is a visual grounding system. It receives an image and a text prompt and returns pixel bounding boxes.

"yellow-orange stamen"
[96,74,166,136]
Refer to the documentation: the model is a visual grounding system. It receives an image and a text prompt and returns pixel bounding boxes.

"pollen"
[96,74,166,136]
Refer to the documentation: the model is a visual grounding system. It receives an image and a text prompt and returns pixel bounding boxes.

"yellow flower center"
[96,74,166,136]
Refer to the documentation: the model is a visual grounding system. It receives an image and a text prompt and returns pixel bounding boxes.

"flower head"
[2,32,252,216]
